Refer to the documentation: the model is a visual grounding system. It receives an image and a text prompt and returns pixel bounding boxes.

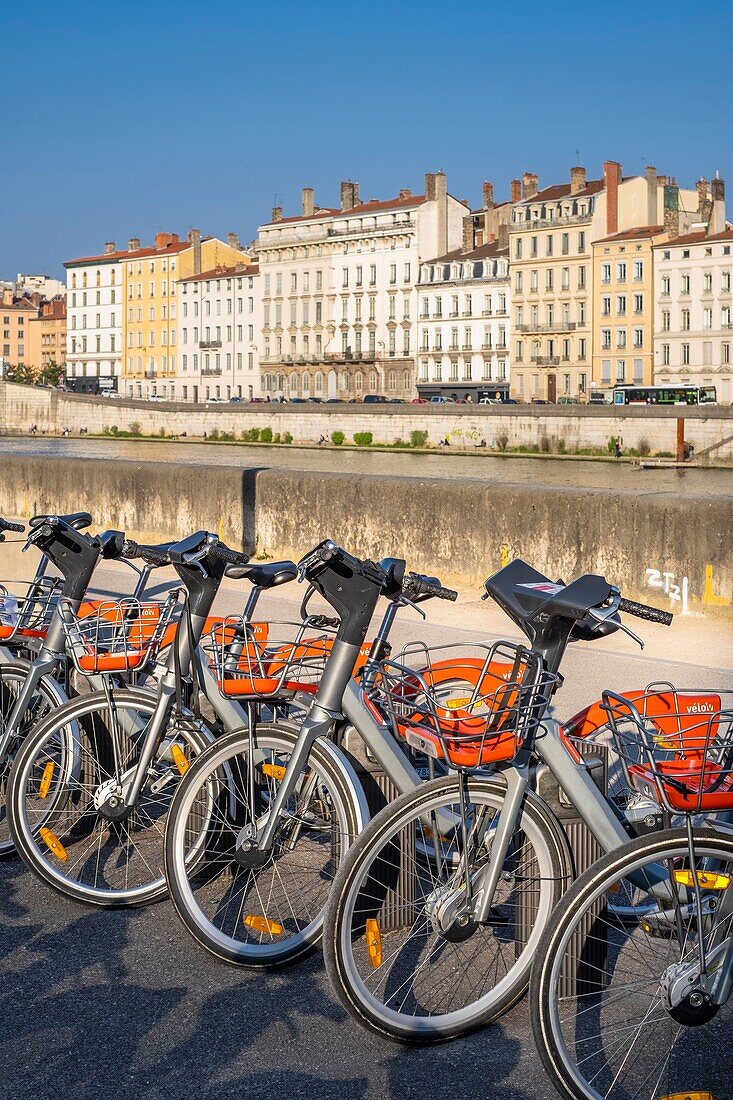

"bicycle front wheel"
[164,724,366,968]
[8,688,212,906]
[324,773,567,1042]
[531,827,733,1100]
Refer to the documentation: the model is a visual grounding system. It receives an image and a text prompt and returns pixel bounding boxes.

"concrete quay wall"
[0,453,729,621]
[2,382,733,459]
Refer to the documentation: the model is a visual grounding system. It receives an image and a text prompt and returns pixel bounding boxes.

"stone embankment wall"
[2,381,733,458]
[0,453,729,620]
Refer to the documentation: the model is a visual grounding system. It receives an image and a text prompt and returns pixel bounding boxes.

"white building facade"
[177,263,261,403]
[416,242,511,400]
[653,223,733,404]
[64,243,123,393]
[257,173,467,400]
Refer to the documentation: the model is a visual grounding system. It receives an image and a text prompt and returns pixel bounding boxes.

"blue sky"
[1,0,731,278]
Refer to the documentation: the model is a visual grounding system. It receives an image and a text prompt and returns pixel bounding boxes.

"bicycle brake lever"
[398,595,426,620]
[587,605,645,650]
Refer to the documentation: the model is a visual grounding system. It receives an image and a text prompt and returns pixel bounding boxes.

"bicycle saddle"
[226,561,297,588]
[30,511,93,531]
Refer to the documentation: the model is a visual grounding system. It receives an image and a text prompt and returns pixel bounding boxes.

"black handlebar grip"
[0,519,25,533]
[208,542,250,567]
[619,597,673,626]
[121,540,170,567]
[404,573,458,601]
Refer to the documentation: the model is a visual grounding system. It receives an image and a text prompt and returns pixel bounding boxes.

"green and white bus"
[612,384,717,406]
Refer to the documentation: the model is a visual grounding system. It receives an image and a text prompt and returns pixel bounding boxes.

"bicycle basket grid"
[204,615,335,698]
[59,592,182,674]
[0,577,61,642]
[370,639,556,768]
[599,687,733,814]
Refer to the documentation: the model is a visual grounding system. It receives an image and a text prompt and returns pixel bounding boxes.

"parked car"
[531,398,553,405]
[557,395,581,405]
[307,397,324,403]
[206,397,224,404]
[149,394,166,402]
[410,397,429,404]
[430,395,454,404]
[228,396,243,403]
[103,391,121,399]
[388,398,405,404]
[326,398,343,404]
[363,394,387,404]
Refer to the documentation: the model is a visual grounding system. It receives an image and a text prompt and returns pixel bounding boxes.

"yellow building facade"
[121,231,248,399]
[591,226,666,392]
[27,298,67,374]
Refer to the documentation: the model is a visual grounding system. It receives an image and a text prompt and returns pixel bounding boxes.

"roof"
[0,296,37,312]
[654,227,733,248]
[261,190,445,228]
[426,240,509,265]
[33,298,67,319]
[594,225,665,244]
[469,200,511,216]
[64,236,213,267]
[513,178,608,206]
[179,262,257,284]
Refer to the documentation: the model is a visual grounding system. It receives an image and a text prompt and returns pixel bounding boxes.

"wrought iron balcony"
[516,322,577,334]
[199,340,222,349]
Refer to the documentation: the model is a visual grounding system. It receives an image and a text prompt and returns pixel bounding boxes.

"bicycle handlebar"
[120,540,170,568]
[619,597,673,626]
[402,572,458,602]
[206,542,250,567]
[0,519,25,533]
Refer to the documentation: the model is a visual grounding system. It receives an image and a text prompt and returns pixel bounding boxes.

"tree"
[38,360,65,388]
[5,362,36,385]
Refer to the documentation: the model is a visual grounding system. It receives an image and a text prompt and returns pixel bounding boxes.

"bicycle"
[322,558,674,1042]
[0,511,157,856]
[163,540,461,968]
[5,529,318,907]
[531,686,733,1100]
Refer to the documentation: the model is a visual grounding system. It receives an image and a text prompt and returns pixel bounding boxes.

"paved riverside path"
[2,434,732,495]
[1,572,731,1100]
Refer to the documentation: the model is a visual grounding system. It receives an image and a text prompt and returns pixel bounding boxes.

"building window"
[682,343,690,365]
[633,358,644,382]
[633,260,643,281]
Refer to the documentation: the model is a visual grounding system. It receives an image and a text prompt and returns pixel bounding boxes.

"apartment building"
[16,273,66,299]
[27,297,66,374]
[64,243,124,393]
[177,263,261,402]
[653,178,731,403]
[591,226,666,390]
[121,231,249,400]
[415,241,510,401]
[0,289,38,371]
[509,164,702,402]
[256,173,467,400]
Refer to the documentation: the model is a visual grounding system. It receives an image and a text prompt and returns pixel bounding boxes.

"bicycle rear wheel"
[531,827,733,1100]
[164,724,366,968]
[8,688,212,906]
[324,773,567,1042]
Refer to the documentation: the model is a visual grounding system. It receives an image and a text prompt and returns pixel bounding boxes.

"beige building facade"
[1,289,38,370]
[257,173,467,401]
[509,164,702,402]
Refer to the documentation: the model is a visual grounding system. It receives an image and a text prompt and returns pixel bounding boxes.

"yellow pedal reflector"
[656,1093,713,1100]
[243,914,284,936]
[170,743,189,775]
[262,763,286,782]
[365,918,382,968]
[674,869,731,891]
[39,827,67,862]
[607,882,622,894]
[38,761,55,799]
[446,696,472,710]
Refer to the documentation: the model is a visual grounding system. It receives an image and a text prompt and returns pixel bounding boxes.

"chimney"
[570,166,586,195]
[301,187,314,217]
[128,237,140,252]
[399,188,412,200]
[434,171,448,257]
[710,175,726,235]
[2,288,13,307]
[497,223,509,249]
[424,173,437,201]
[188,228,202,274]
[663,184,680,238]
[340,181,358,212]
[227,232,240,250]
[482,181,495,209]
[696,178,712,223]
[603,161,622,235]
[155,232,179,250]
[645,165,658,227]
[352,182,361,207]
[522,172,539,199]
[271,206,282,222]
[462,216,474,253]
[510,178,522,203]
[104,241,116,255]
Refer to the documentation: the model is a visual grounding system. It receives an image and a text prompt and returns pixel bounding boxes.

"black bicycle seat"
[227,561,297,588]
[29,511,93,531]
